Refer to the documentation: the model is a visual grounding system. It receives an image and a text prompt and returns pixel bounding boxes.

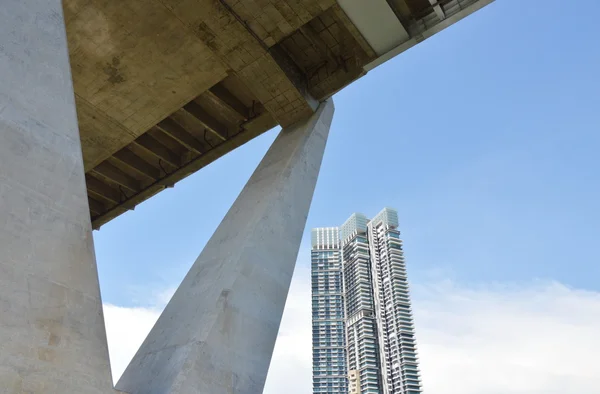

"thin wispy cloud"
[104,266,600,393]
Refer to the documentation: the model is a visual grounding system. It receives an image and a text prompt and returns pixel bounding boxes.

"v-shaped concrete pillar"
[116,100,334,394]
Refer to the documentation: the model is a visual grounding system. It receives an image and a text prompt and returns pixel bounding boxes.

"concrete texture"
[116,100,335,394]
[0,0,113,392]
[56,0,492,227]
[63,0,335,172]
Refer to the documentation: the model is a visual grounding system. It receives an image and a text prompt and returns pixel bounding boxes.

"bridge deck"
[65,0,493,228]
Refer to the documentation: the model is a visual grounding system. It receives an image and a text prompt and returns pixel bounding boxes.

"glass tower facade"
[312,227,348,394]
[341,214,382,393]
[311,208,422,394]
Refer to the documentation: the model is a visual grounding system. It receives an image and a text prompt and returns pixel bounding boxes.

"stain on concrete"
[196,23,218,52]
[103,56,125,84]
[48,333,61,346]
[219,289,230,304]
[219,289,233,339]
[38,348,56,362]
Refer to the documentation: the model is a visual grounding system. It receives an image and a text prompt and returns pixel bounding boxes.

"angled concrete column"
[117,100,335,394]
[0,1,113,393]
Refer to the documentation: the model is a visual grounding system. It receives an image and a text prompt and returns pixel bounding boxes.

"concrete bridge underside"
[0,0,493,393]
[63,0,493,230]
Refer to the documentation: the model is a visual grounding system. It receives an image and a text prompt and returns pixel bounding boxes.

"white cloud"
[103,304,161,384]
[104,268,600,393]
[103,285,174,384]
[413,281,600,394]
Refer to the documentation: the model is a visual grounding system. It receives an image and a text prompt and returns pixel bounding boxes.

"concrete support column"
[0,1,113,393]
[117,100,335,394]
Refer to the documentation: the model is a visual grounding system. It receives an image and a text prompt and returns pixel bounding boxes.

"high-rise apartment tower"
[311,208,421,394]
[311,227,347,394]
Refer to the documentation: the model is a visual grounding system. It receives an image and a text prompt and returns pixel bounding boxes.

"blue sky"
[98,1,600,392]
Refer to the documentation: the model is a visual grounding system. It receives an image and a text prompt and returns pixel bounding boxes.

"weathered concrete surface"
[117,100,335,394]
[58,0,492,227]
[63,0,334,171]
[0,0,113,392]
